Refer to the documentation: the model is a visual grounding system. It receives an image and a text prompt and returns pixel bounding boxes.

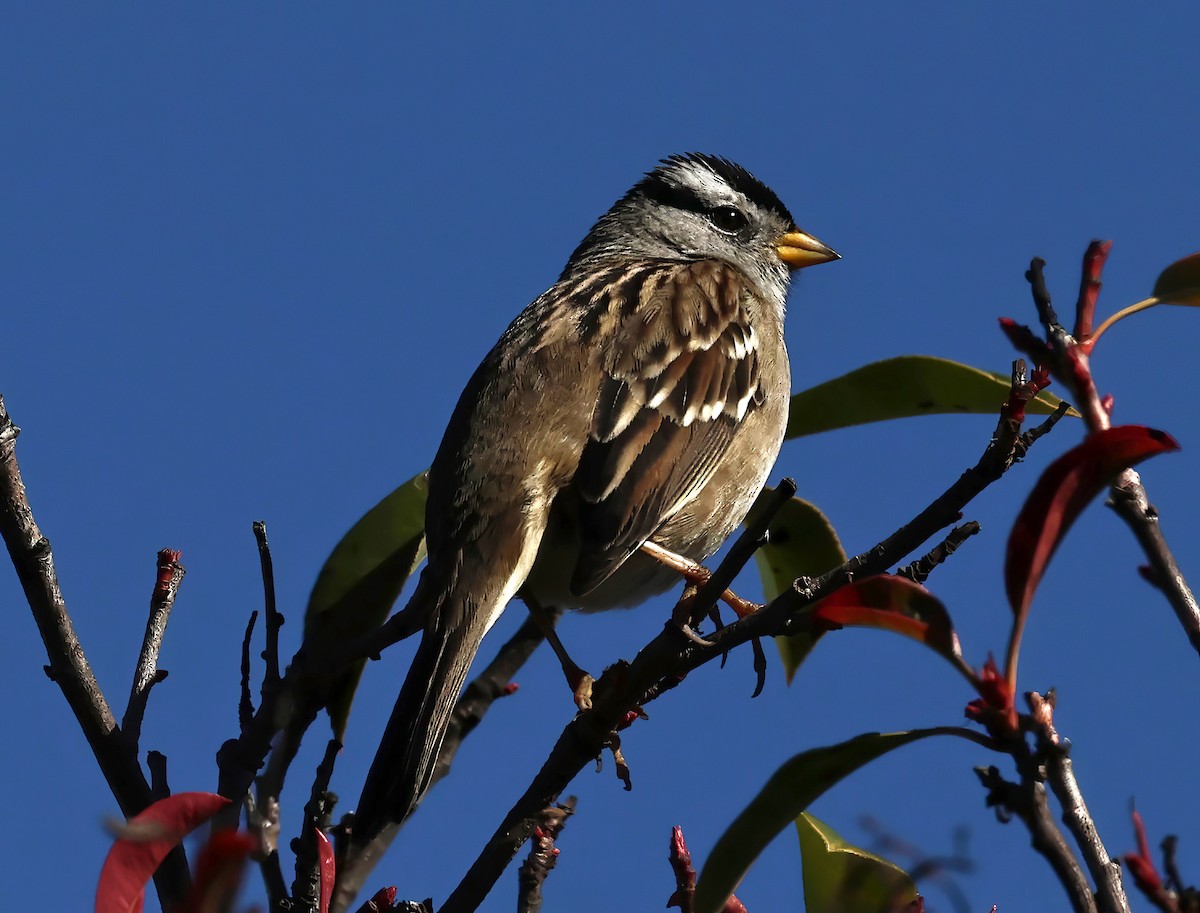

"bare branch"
[240,610,259,729]
[0,395,191,907]
[123,548,185,747]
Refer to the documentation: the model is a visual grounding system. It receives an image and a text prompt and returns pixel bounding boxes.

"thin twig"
[254,520,283,688]
[516,798,575,913]
[147,750,171,802]
[0,396,192,907]
[1016,401,1071,458]
[240,610,258,730]
[123,548,185,747]
[1073,240,1112,340]
[897,522,981,584]
[1162,835,1185,895]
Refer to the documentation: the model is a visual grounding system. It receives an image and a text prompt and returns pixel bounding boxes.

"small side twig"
[240,610,259,730]
[666,825,746,913]
[253,520,283,688]
[897,521,981,584]
[1162,835,1187,897]
[291,739,343,913]
[517,798,576,913]
[1073,240,1112,339]
[1016,401,1071,459]
[123,548,185,747]
[147,750,171,802]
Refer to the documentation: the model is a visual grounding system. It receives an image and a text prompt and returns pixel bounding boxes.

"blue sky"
[4,4,1199,911]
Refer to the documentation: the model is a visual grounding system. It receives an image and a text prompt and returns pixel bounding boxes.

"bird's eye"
[710,205,748,234]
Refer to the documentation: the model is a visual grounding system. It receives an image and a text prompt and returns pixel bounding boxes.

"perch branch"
[437,365,1064,913]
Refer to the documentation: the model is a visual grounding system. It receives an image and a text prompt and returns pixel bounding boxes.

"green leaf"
[303,471,429,738]
[786,355,1074,439]
[750,491,846,683]
[694,729,959,913]
[797,813,919,913]
[1152,251,1200,306]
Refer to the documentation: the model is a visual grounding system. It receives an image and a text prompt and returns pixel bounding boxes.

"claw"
[641,540,763,618]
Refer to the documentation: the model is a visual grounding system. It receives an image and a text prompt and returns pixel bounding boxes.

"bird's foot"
[641,540,762,619]
[568,667,595,711]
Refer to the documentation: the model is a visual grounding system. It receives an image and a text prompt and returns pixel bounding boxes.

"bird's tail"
[351,592,489,847]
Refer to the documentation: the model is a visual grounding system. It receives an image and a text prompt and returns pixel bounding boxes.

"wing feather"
[570,260,764,595]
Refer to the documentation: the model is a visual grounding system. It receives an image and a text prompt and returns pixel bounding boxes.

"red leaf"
[1005,425,1179,619]
[316,828,336,913]
[179,831,257,913]
[95,792,231,913]
[1122,809,1164,894]
[811,575,961,663]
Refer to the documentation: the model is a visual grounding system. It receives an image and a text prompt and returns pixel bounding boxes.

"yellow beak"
[777,230,840,270]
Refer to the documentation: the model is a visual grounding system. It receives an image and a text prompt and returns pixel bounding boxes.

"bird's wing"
[570,259,764,595]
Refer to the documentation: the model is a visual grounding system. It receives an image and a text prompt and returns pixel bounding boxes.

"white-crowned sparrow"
[353,153,837,844]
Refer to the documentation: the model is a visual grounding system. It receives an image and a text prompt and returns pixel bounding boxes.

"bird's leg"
[639,540,760,618]
[522,594,595,711]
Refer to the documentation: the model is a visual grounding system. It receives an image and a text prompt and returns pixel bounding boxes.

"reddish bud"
[1101,393,1115,415]
[366,886,399,911]
[503,682,520,696]
[965,654,1018,737]
[1122,808,1167,899]
[999,317,1051,358]
[617,709,641,731]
